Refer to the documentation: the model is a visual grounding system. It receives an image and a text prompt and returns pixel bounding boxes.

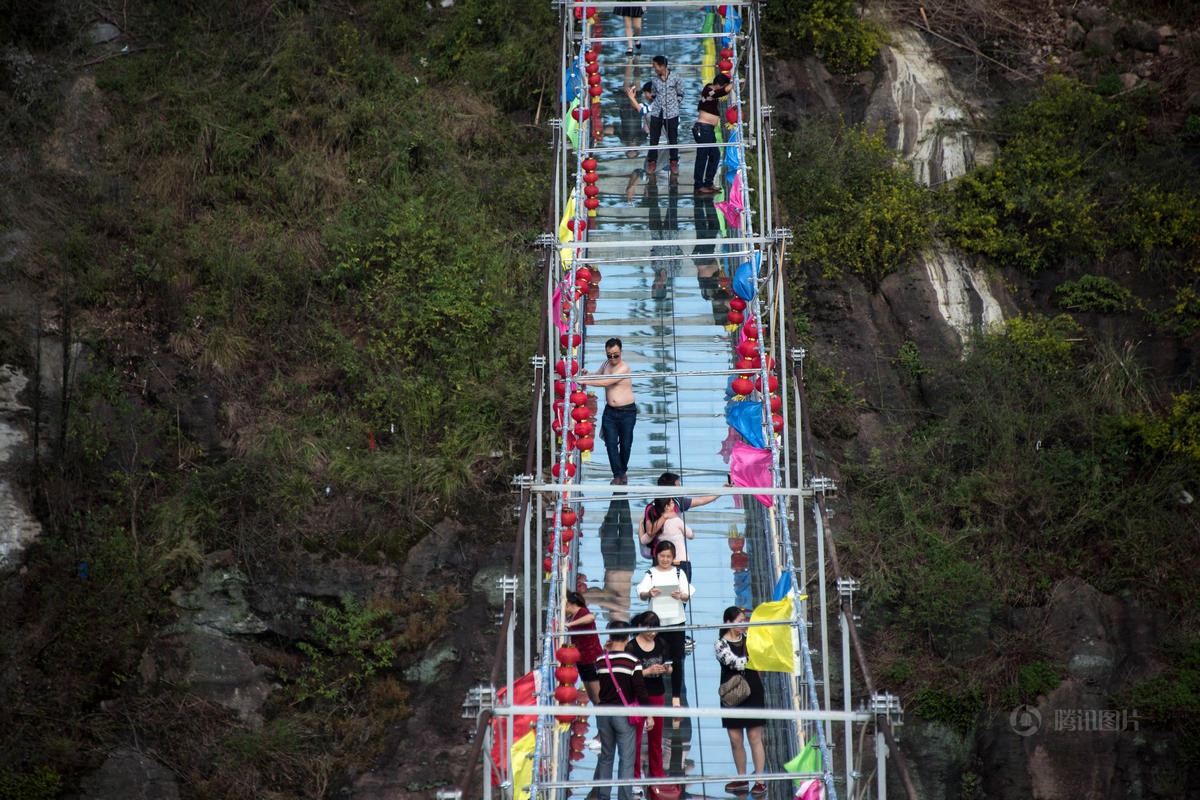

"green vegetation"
[844,315,1200,688]
[1,0,554,796]
[943,77,1199,330]
[0,766,63,800]
[763,0,884,72]
[1119,638,1200,764]
[776,121,932,290]
[1054,275,1133,313]
[913,686,985,733]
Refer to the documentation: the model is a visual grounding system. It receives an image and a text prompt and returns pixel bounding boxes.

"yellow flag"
[558,191,578,244]
[702,37,716,85]
[746,595,795,672]
[511,729,536,798]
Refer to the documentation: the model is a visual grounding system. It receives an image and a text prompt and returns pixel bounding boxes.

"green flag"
[785,742,822,788]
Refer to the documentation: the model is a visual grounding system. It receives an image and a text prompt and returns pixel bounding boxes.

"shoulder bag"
[719,672,751,707]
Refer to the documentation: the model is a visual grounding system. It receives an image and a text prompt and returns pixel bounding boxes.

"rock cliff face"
[882,579,1185,800]
[771,6,1197,798]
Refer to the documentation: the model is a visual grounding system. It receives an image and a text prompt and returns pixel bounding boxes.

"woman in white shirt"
[636,540,693,704]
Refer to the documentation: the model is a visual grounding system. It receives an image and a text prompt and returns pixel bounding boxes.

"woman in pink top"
[653,498,694,584]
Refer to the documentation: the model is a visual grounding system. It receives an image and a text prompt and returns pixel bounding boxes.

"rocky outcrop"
[874,579,1185,800]
[70,748,181,800]
[0,364,40,572]
[140,557,274,727]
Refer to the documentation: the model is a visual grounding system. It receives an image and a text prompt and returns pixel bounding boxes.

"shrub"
[1054,275,1131,313]
[777,121,932,290]
[287,594,399,704]
[763,0,884,73]
[912,687,985,733]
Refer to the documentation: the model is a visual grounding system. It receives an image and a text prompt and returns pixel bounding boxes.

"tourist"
[647,56,685,175]
[595,620,654,800]
[564,590,604,703]
[693,73,731,193]
[624,611,669,779]
[636,541,693,705]
[716,606,767,796]
[582,338,636,485]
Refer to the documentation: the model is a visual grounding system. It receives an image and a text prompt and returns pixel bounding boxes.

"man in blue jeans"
[583,338,636,485]
[594,621,653,800]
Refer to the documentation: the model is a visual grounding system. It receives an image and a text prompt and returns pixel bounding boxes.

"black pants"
[692,121,720,188]
[648,115,679,166]
[660,622,686,697]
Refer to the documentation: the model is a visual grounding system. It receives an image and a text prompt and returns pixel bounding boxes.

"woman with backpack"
[636,541,693,705]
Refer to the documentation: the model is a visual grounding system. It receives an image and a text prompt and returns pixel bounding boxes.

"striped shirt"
[597,649,651,706]
[649,71,685,119]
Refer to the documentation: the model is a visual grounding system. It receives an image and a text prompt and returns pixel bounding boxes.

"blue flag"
[726,399,766,448]
[733,251,760,301]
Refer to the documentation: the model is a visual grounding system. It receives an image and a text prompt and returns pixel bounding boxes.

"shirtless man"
[583,338,636,485]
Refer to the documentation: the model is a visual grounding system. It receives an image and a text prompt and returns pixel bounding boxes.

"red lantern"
[770,395,782,413]
[564,431,577,451]
[555,684,579,704]
[730,296,747,311]
[551,462,577,479]
[567,219,587,234]
[569,732,586,751]
[588,267,601,283]
[755,374,779,394]
[582,158,597,171]
[727,309,744,325]
[544,556,553,572]
[743,322,759,340]
[584,197,600,210]
[737,339,758,358]
[772,413,785,433]
[561,527,575,543]
[560,333,582,348]
[570,390,589,406]
[585,62,599,75]
[585,50,598,64]
[554,379,567,396]
[718,59,733,72]
[556,358,579,377]
[552,417,564,435]
[571,405,590,422]
[556,645,581,665]
[587,74,601,87]
[573,420,594,437]
[576,435,595,451]
[571,107,590,122]
[586,6,595,19]
[732,377,754,396]
[575,267,592,283]
[583,184,600,197]
[561,507,578,527]
[589,86,602,97]
[717,276,732,290]
[728,535,745,551]
[736,358,755,372]
[731,551,750,571]
[721,47,733,59]
[583,171,599,184]
[718,5,728,16]
[725,107,739,124]
[571,719,590,735]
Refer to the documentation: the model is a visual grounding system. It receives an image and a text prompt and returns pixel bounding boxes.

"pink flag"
[796,779,823,800]
[730,438,773,507]
[715,172,744,229]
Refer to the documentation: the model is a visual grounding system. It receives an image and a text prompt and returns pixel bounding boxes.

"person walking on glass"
[594,620,654,800]
[582,338,636,485]
[647,56,685,176]
[693,73,731,193]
